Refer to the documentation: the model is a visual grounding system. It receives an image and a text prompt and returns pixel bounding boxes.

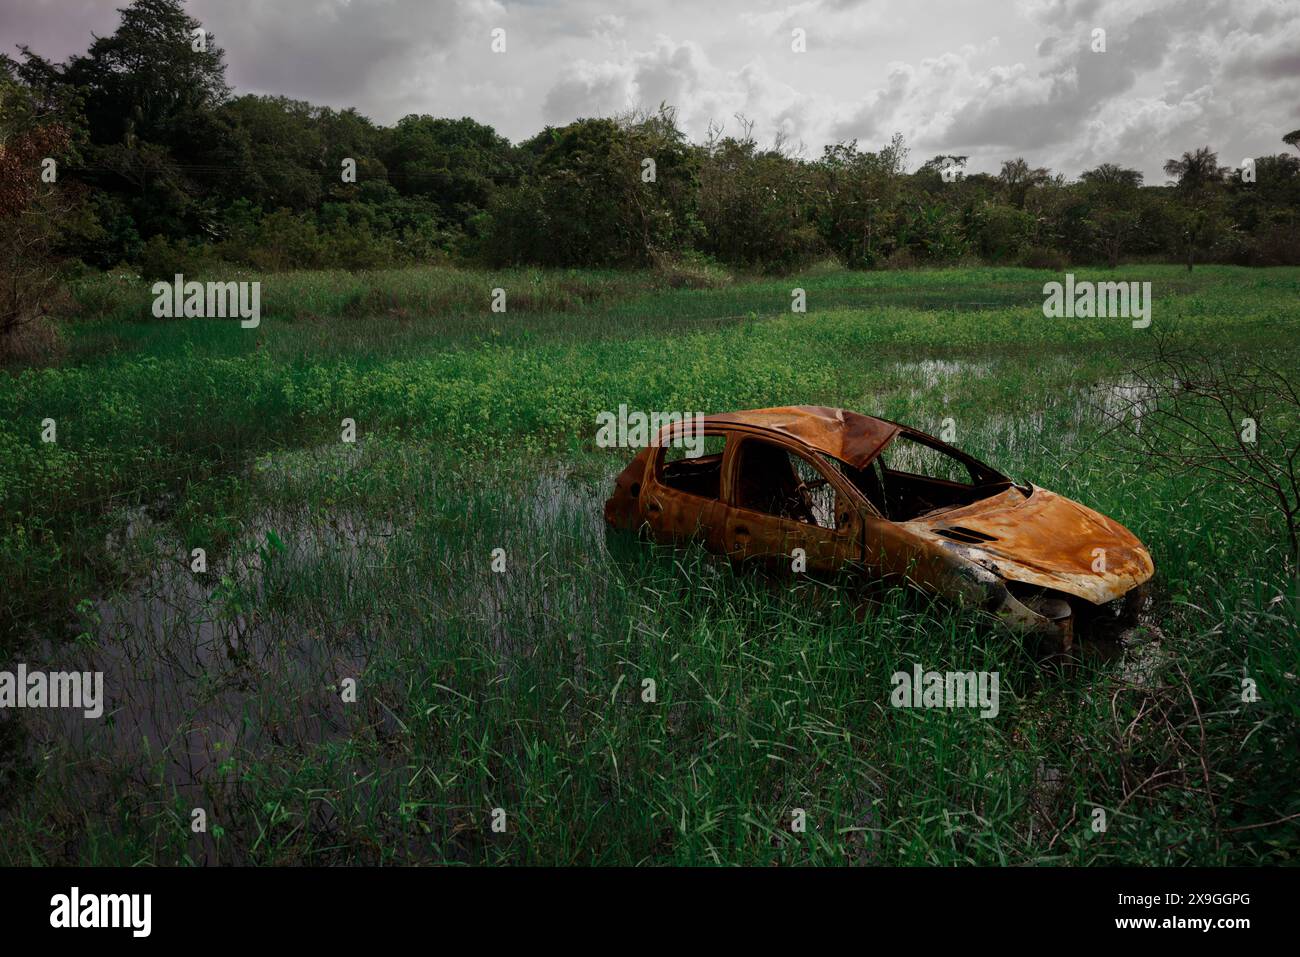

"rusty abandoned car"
[604,406,1154,651]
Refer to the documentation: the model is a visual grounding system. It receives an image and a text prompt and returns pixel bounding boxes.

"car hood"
[902,484,1155,605]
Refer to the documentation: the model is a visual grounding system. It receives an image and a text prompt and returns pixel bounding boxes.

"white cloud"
[9,0,1297,179]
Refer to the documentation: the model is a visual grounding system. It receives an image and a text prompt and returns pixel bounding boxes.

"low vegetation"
[1,263,1296,864]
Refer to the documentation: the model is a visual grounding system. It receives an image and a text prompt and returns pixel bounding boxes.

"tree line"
[4,0,1299,304]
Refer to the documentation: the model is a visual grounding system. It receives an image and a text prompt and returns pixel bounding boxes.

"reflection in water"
[2,458,613,861]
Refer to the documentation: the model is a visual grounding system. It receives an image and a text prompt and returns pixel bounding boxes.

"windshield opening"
[833,432,1011,521]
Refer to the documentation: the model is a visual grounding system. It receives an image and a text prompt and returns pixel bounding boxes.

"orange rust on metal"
[696,406,900,470]
[607,405,1155,649]
[903,486,1154,605]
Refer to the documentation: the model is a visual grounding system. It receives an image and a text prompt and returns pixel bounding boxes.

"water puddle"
[890,358,989,387]
[3,452,619,827]
[12,507,385,809]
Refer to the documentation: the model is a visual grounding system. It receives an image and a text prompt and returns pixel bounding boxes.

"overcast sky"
[4,0,1298,181]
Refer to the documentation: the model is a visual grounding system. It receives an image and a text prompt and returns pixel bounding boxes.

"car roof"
[698,405,902,470]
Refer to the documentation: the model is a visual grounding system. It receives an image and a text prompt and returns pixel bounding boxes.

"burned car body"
[603,406,1154,651]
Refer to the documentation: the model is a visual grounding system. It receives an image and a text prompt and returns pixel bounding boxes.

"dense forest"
[4,0,1300,309]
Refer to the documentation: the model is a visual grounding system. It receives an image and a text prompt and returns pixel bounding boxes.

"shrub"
[136,234,209,282]
[1244,224,1300,266]
[697,133,822,272]
[885,248,918,270]
[1019,246,1069,270]
[972,203,1034,262]
[649,250,731,288]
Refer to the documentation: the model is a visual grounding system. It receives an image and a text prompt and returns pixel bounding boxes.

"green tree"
[384,115,518,232]
[12,0,236,260]
[812,134,909,267]
[1079,164,1145,267]
[483,109,698,267]
[696,119,819,271]
[219,96,327,212]
[59,0,228,146]
[1226,152,1300,264]
[0,66,80,347]
[1163,147,1228,271]
[997,157,1051,209]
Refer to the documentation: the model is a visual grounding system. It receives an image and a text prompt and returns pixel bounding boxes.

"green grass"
[0,263,1297,864]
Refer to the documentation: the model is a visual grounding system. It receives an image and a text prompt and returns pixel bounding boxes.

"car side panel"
[638,439,727,549]
[864,514,1001,608]
[642,479,726,548]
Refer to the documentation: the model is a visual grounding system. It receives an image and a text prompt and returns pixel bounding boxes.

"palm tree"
[1162,148,1228,272]
[1162,147,1225,191]
[1080,163,1143,188]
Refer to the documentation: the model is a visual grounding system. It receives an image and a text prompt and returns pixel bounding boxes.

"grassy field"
[1,264,1297,864]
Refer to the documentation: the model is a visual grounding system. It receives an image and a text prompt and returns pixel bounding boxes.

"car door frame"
[719,430,866,573]
[639,425,732,553]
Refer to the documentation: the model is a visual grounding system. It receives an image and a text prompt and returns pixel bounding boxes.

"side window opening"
[878,434,975,485]
[735,439,838,530]
[874,433,1009,521]
[659,434,727,499]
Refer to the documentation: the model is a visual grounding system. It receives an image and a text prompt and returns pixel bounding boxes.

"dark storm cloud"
[944,10,1174,151]
[195,0,462,103]
[1,0,459,102]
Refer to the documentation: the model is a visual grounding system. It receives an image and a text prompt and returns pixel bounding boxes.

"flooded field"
[2,265,1296,864]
